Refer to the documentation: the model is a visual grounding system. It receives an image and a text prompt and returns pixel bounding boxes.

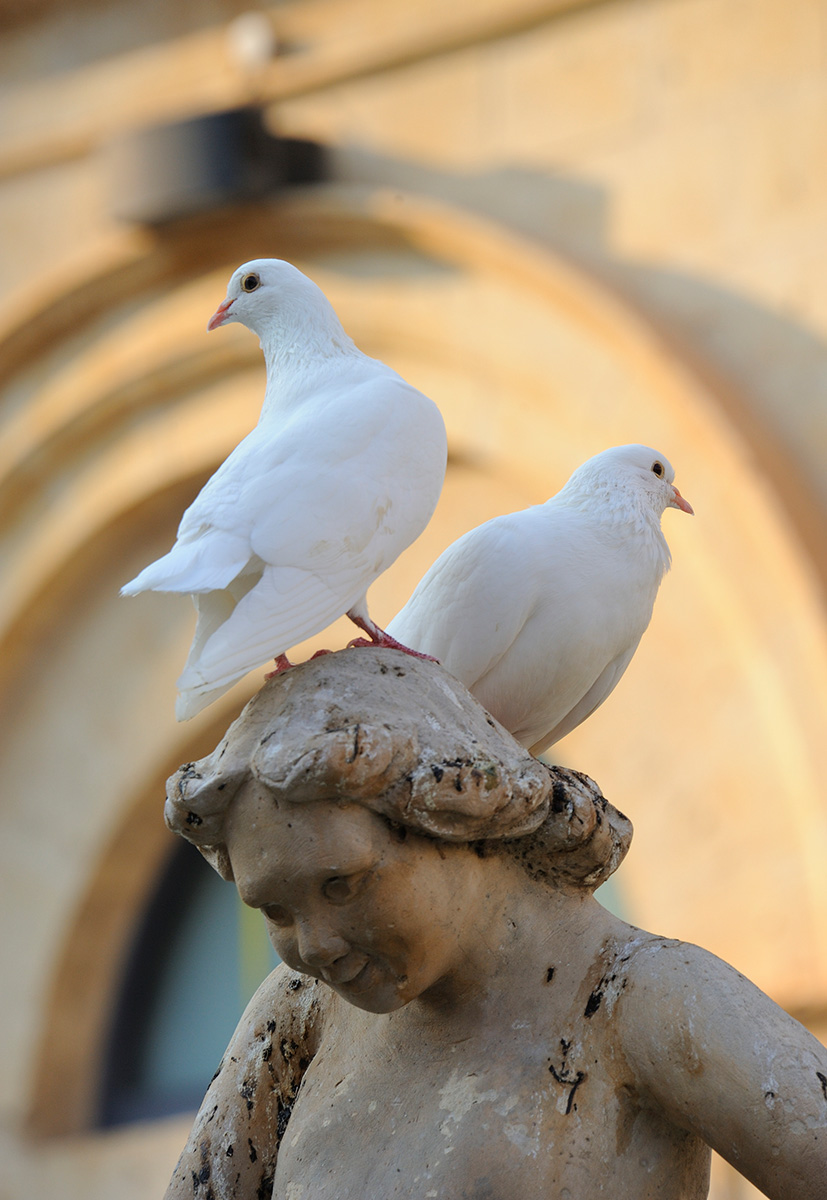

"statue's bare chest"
[272,1015,710,1199]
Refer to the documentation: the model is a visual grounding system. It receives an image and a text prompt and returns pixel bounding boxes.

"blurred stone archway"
[4,187,826,1155]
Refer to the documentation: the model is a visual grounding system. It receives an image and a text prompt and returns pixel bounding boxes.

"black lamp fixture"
[107,107,328,226]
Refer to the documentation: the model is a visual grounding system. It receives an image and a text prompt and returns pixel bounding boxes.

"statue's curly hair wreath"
[166,650,632,892]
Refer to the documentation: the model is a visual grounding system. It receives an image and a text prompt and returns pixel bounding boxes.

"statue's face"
[224,784,485,1013]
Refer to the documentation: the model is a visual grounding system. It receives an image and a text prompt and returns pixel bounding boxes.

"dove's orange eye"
[241,272,261,293]
[651,461,665,478]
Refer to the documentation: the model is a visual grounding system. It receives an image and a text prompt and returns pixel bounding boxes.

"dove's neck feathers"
[246,284,362,414]
[557,469,672,578]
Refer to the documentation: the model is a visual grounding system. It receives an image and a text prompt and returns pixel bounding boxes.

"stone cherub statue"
[163,650,827,1199]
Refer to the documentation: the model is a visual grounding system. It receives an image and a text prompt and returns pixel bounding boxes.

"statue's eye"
[322,871,371,904]
[652,461,665,478]
[240,272,261,293]
[262,904,291,926]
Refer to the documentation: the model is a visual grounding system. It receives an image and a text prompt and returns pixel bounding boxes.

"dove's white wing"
[526,643,640,754]
[465,524,660,750]
[388,505,564,686]
[171,371,445,712]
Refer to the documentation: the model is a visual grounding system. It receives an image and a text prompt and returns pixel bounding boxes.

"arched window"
[98,839,279,1126]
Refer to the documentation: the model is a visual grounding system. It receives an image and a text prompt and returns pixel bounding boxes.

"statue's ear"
[164,753,244,881]
[251,722,417,803]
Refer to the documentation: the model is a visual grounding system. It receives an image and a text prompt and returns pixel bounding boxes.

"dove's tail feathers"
[121,534,252,597]
[175,678,237,722]
[175,566,360,720]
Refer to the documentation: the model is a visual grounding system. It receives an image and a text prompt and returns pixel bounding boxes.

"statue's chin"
[326,960,413,1014]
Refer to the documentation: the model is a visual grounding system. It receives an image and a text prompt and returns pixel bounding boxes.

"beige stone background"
[1,0,826,1196]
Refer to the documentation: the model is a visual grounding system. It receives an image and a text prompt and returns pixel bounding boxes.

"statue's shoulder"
[615,931,749,995]
[163,967,331,1200]
[240,963,332,1061]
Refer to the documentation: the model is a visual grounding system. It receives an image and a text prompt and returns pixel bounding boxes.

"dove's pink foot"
[310,648,333,660]
[265,653,294,679]
[345,612,439,664]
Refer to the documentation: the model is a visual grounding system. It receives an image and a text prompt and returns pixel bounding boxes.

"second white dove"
[387,444,693,755]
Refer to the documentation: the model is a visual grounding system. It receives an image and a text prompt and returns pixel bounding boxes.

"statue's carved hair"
[166,651,631,892]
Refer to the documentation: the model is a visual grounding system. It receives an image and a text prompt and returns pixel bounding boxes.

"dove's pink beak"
[207,297,234,331]
[670,485,694,515]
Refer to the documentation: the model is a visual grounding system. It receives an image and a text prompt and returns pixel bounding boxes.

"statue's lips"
[326,957,371,988]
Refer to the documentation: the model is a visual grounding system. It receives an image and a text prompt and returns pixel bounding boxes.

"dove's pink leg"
[264,653,294,678]
[345,612,439,664]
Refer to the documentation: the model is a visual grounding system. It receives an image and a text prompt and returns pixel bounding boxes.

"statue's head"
[165,651,632,1011]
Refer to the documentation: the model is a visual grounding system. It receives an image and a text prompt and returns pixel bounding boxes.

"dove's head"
[568,444,694,519]
[207,258,353,352]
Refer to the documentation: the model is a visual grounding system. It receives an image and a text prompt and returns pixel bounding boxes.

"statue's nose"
[295,918,349,969]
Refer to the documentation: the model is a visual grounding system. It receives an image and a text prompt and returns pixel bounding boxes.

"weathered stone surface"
[166,649,631,889]
[165,651,827,1199]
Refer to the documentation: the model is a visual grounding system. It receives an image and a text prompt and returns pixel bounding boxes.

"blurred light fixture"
[107,107,327,226]
[226,11,279,68]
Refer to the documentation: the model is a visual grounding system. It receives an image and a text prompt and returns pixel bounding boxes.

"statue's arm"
[617,939,827,1199]
[164,964,326,1200]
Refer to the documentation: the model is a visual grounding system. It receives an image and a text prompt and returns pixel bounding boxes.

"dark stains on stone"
[240,1078,257,1112]
[565,1071,586,1114]
[546,966,555,984]
[547,1037,585,1112]
[191,1163,211,1190]
[551,780,569,814]
[186,811,203,826]
[584,966,627,1018]
[548,1040,586,1116]
[817,1071,827,1102]
[431,764,444,782]
[287,977,302,991]
[248,1138,258,1163]
[206,1104,218,1123]
[277,1100,294,1141]
[281,1037,299,1062]
[347,724,362,763]
[226,1144,234,1157]
[256,1171,276,1200]
[262,1042,273,1062]
[584,988,603,1018]
[266,1019,276,1032]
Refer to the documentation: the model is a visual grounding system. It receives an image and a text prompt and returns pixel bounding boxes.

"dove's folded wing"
[387,513,543,687]
[172,375,446,715]
[120,529,251,595]
[245,376,445,573]
[526,644,640,755]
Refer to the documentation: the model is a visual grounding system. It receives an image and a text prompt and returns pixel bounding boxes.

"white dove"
[387,444,693,755]
[122,258,447,721]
